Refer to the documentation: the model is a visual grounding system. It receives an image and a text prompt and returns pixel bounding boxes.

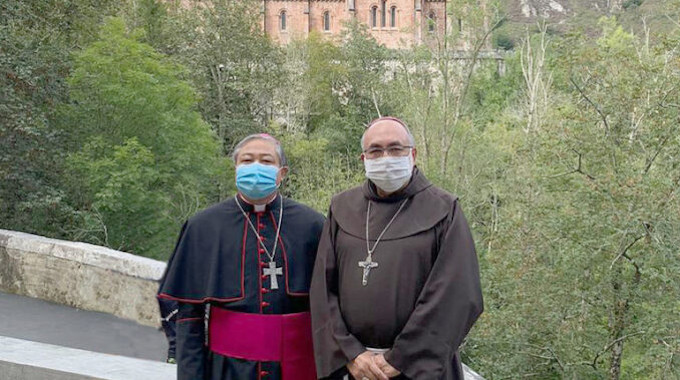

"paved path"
[0,292,168,362]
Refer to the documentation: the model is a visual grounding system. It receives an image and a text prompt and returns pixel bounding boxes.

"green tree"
[66,138,170,253]
[334,20,394,153]
[60,18,227,259]
[280,135,364,213]
[278,21,392,156]
[163,0,282,158]
[469,18,680,380]
[534,18,679,379]
[0,0,121,237]
[273,21,395,209]
[279,32,345,137]
[123,0,169,50]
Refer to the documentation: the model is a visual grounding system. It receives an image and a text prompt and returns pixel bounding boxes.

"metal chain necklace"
[359,198,409,286]
[235,195,284,290]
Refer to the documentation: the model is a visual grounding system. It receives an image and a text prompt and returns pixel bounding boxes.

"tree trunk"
[211,64,229,200]
[610,336,624,380]
[609,277,628,380]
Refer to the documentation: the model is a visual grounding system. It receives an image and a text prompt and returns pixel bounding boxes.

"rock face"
[0,229,166,327]
[509,0,625,21]
[518,0,567,18]
[500,0,664,45]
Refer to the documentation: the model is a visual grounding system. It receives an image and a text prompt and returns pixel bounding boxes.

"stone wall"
[0,229,165,327]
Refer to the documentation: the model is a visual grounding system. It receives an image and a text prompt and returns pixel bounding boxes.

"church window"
[390,6,397,27]
[323,11,330,31]
[428,12,436,33]
[280,11,287,31]
[381,0,387,27]
[371,6,378,28]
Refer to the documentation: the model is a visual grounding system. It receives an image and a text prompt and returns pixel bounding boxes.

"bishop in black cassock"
[310,117,483,380]
[159,134,325,380]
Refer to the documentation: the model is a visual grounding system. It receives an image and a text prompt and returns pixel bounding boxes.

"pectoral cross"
[358,256,379,286]
[263,261,283,290]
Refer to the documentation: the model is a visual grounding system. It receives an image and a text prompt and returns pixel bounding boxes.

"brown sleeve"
[310,207,366,378]
[384,200,484,379]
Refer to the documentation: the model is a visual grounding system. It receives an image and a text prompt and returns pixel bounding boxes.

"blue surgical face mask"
[236,162,280,200]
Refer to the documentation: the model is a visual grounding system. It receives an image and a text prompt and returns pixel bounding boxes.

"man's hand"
[346,351,388,380]
[373,354,401,378]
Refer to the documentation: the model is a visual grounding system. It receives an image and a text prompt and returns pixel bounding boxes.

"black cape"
[310,169,483,379]
[159,194,325,380]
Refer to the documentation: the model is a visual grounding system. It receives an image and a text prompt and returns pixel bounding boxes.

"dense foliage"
[1,0,678,378]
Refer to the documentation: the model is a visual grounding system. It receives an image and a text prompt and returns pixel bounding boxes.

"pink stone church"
[261,0,457,48]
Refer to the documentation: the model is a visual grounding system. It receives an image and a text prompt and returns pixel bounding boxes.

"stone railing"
[0,229,165,327]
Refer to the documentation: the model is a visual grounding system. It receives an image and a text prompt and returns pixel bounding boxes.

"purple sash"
[209,308,317,380]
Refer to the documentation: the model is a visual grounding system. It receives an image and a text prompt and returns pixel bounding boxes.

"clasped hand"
[346,351,401,380]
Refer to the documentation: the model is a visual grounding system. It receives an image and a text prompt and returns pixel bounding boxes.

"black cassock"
[159,194,325,380]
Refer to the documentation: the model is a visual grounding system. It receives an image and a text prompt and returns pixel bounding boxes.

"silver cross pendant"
[358,256,379,286]
[263,261,283,290]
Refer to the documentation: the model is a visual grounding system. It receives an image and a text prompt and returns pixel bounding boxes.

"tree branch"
[643,132,671,175]
[570,77,611,134]
[590,331,646,369]
[572,149,596,180]
[610,235,644,269]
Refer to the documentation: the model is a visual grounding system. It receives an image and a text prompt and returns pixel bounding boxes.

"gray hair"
[360,116,416,150]
[231,134,288,167]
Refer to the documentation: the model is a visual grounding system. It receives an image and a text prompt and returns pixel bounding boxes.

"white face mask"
[364,154,414,194]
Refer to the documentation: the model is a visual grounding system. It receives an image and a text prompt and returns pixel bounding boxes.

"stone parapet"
[0,229,165,327]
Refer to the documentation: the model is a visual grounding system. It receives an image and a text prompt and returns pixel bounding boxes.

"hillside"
[493,0,678,49]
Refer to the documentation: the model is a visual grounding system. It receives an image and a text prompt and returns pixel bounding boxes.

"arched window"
[280,11,287,31]
[323,11,330,31]
[371,6,378,28]
[381,0,387,27]
[390,6,397,27]
[428,12,436,33]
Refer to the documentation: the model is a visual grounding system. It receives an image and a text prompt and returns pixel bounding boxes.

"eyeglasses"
[363,146,413,159]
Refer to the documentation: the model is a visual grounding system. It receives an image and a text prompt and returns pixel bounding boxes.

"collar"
[236,192,281,213]
[331,167,450,241]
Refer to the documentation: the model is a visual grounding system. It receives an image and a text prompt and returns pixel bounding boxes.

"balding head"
[361,117,415,151]
[360,117,417,196]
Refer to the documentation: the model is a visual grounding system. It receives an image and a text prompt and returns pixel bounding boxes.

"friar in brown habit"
[310,117,483,380]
